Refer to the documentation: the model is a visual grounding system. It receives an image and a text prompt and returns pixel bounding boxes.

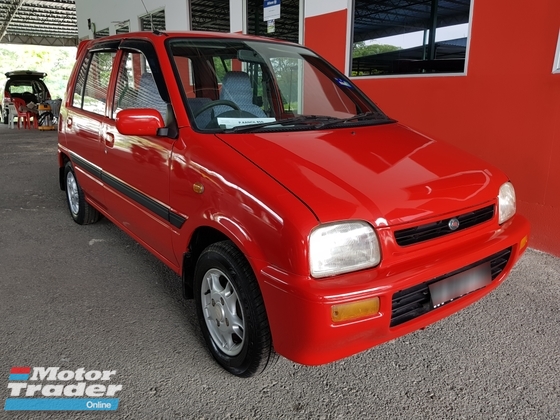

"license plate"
[429,262,492,308]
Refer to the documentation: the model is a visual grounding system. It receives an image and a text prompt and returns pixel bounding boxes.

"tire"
[2,108,8,124]
[194,241,277,377]
[64,161,100,225]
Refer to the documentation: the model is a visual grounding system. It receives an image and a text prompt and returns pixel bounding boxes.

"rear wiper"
[316,112,389,129]
[223,115,340,133]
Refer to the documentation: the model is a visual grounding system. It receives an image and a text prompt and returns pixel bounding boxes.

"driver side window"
[113,51,168,122]
[177,54,272,130]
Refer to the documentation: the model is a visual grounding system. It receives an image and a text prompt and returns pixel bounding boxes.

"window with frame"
[116,22,130,34]
[553,30,560,74]
[113,51,168,122]
[351,0,472,77]
[140,9,166,32]
[94,28,109,39]
[72,51,115,115]
[72,54,91,109]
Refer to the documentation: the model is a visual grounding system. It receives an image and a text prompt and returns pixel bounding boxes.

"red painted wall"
[304,9,348,73]
[306,2,560,256]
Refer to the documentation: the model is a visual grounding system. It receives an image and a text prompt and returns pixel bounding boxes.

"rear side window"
[72,51,116,116]
[72,54,91,108]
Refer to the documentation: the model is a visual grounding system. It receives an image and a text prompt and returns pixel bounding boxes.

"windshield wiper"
[223,115,340,133]
[316,112,390,129]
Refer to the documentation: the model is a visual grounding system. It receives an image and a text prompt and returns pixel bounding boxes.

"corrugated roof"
[353,0,470,43]
[0,0,78,46]
[0,0,301,46]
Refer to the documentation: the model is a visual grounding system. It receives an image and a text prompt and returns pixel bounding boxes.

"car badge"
[448,218,460,231]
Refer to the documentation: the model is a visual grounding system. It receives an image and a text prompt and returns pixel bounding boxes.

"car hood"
[215,123,506,227]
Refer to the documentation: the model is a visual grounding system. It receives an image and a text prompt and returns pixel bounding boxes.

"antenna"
[140,0,157,33]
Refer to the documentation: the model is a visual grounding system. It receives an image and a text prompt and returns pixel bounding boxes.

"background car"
[2,70,51,124]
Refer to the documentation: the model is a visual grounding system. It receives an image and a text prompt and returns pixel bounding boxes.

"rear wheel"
[194,241,277,377]
[64,161,100,225]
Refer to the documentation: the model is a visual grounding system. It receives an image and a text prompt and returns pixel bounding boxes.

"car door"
[65,46,118,208]
[101,44,177,267]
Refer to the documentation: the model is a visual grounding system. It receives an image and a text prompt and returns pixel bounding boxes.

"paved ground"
[0,125,559,420]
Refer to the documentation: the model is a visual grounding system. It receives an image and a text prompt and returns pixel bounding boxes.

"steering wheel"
[194,100,240,117]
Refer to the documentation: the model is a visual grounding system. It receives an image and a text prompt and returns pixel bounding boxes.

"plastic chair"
[7,103,17,129]
[12,98,34,129]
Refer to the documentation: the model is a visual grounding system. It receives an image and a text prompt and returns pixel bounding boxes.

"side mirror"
[115,108,165,136]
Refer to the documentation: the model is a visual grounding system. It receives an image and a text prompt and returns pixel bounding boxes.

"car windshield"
[168,38,390,132]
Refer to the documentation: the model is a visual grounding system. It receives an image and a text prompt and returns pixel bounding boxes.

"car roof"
[80,30,297,49]
[5,70,47,79]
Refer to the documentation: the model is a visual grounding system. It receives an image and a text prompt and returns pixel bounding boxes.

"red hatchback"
[58,31,530,377]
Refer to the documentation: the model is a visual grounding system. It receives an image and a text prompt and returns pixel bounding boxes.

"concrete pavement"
[0,124,559,419]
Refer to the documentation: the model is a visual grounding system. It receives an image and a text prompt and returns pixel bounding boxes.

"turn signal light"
[519,235,528,250]
[331,297,380,323]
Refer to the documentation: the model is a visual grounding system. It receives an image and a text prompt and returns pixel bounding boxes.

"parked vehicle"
[3,70,51,124]
[58,31,530,377]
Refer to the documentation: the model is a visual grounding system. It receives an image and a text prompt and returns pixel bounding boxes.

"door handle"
[66,116,73,128]
[105,133,115,148]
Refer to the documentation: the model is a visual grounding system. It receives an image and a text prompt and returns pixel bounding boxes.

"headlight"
[498,182,516,224]
[309,221,381,278]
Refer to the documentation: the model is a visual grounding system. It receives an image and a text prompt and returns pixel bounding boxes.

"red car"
[58,31,530,377]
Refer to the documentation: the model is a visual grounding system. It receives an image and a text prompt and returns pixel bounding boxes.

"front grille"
[390,247,512,327]
[394,205,494,246]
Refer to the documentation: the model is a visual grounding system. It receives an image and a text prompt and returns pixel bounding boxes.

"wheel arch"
[181,219,270,300]
[182,225,229,299]
[58,151,70,191]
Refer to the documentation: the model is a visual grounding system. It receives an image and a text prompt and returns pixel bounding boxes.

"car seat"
[218,71,267,118]
[134,72,169,123]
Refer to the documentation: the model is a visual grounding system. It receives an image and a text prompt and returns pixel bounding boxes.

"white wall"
[230,0,243,33]
[304,0,350,18]
[75,0,190,38]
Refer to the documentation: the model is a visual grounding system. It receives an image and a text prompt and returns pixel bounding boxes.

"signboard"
[267,19,275,33]
[263,0,281,21]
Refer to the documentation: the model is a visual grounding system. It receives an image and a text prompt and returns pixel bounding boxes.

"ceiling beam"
[0,32,78,46]
[0,0,25,42]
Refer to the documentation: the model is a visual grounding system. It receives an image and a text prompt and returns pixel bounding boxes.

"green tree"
[0,45,77,100]
[352,41,400,58]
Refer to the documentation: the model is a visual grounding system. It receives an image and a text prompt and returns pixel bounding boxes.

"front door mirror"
[115,108,165,136]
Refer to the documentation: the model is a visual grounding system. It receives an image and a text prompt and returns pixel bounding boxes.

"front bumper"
[257,214,530,366]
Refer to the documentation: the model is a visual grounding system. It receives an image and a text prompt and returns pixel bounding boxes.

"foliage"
[351,42,402,76]
[0,44,77,100]
[352,41,401,58]
[270,57,299,110]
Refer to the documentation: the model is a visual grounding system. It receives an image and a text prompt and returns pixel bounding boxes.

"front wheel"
[64,161,100,225]
[194,241,277,377]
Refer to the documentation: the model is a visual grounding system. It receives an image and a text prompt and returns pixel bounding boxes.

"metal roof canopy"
[353,0,471,43]
[0,0,300,47]
[190,0,301,43]
[0,0,77,47]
